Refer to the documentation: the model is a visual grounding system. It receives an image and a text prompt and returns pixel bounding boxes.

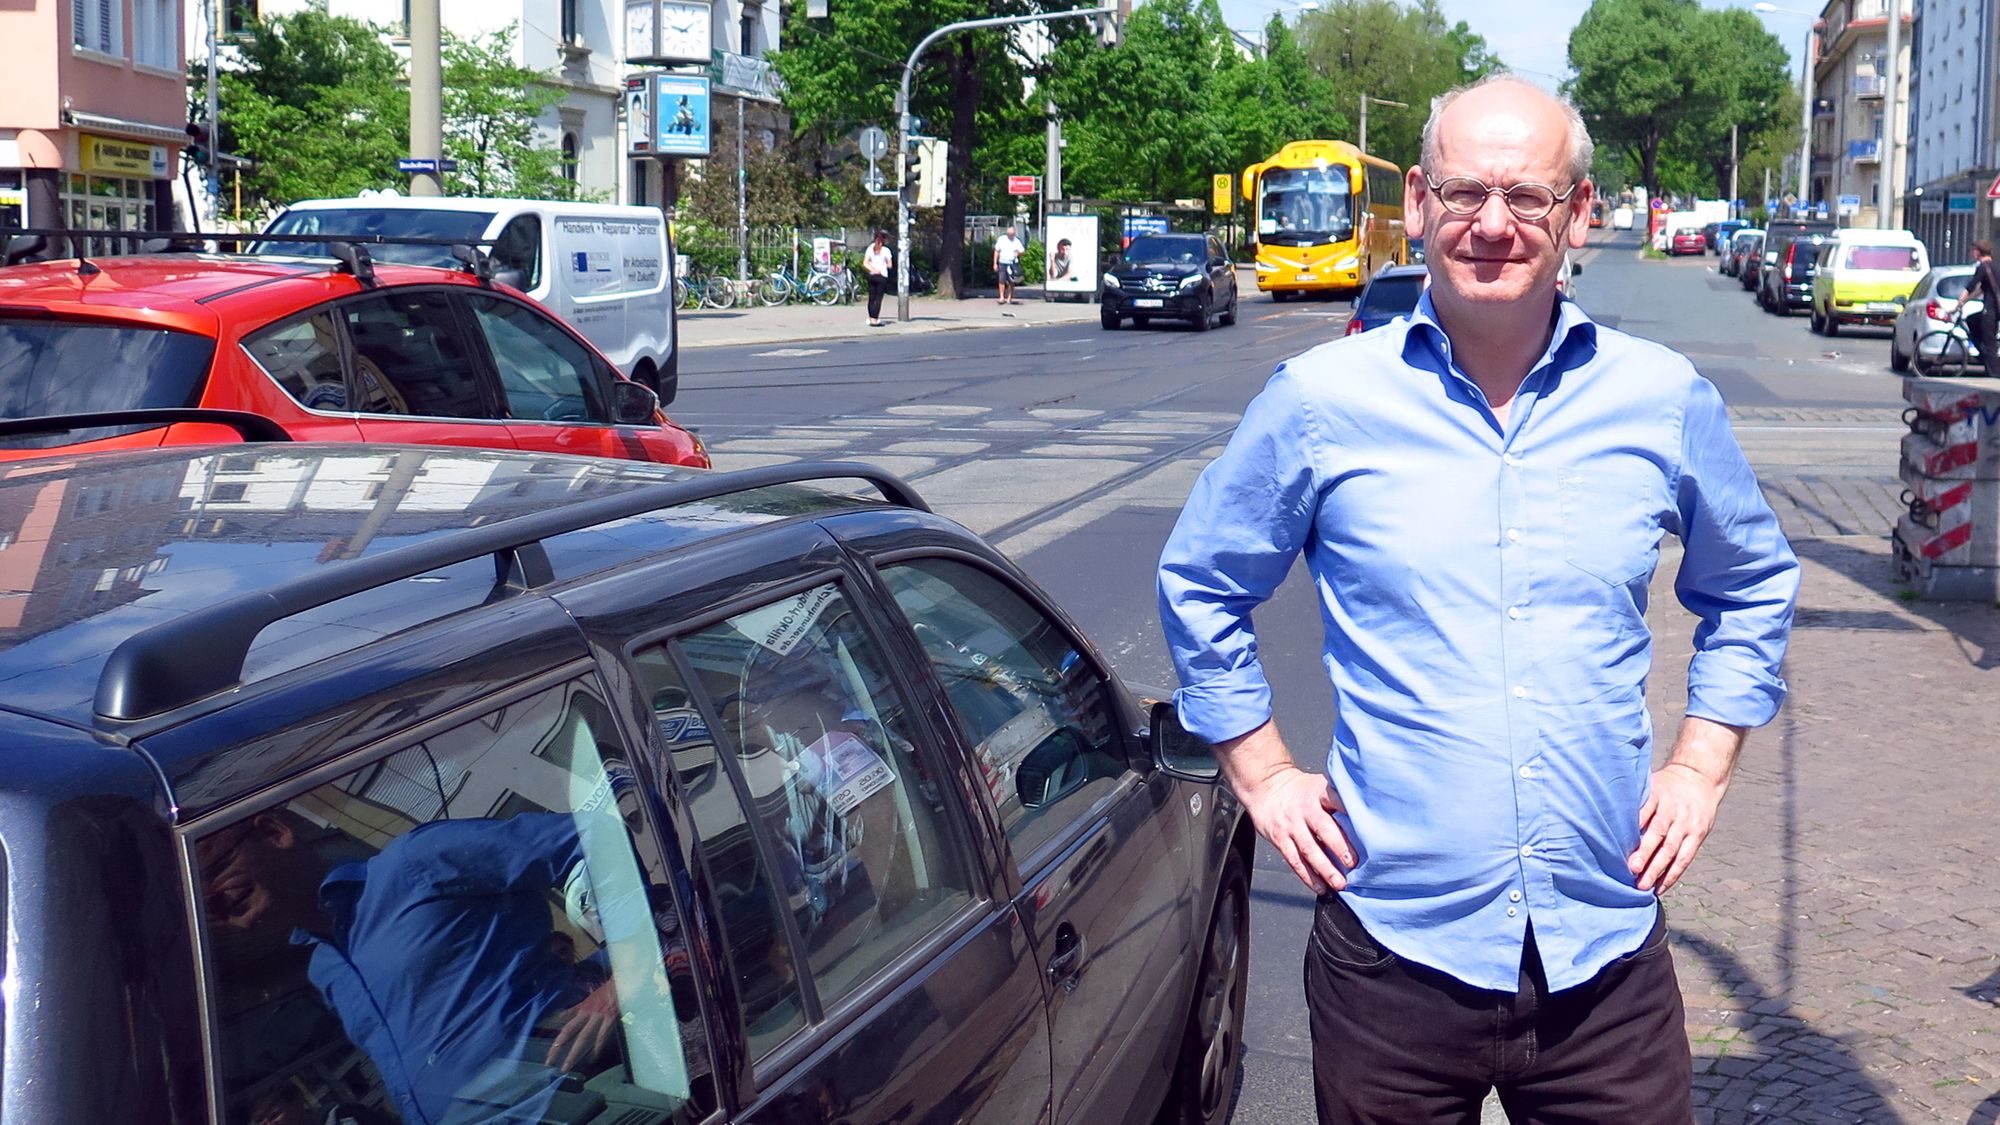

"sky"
[1210,0,1820,88]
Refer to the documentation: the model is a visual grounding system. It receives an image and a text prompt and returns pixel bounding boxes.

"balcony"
[1847,137,1882,163]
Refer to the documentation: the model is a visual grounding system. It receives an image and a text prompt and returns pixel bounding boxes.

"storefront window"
[60,175,153,255]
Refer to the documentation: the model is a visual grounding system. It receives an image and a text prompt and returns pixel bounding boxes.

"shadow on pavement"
[1787,535,2000,670]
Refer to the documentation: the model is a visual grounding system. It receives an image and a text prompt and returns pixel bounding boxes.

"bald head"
[1420,75,1593,187]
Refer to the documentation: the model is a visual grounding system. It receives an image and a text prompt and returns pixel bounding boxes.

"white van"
[262,197,681,403]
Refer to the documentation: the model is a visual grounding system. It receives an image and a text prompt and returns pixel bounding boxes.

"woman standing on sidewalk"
[864,230,894,327]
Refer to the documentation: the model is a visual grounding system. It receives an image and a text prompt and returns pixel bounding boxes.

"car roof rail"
[93,460,930,722]
[0,409,294,444]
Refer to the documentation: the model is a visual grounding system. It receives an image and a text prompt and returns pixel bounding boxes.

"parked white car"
[263,197,682,402]
[1891,265,1982,374]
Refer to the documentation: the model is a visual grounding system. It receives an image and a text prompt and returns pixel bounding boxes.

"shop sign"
[81,135,169,178]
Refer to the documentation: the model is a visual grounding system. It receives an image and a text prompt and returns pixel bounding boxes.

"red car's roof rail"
[93,460,931,724]
[0,409,293,444]
[3,227,501,286]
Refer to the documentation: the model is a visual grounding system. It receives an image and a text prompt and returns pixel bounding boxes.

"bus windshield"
[1259,165,1353,244]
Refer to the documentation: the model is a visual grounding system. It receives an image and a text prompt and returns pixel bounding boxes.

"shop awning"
[62,111,187,147]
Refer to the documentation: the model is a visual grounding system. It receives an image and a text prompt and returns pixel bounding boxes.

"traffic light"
[1095,8,1122,47]
[185,122,211,165]
[913,139,948,208]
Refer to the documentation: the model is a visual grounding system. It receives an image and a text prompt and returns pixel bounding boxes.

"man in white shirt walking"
[994,225,1026,306]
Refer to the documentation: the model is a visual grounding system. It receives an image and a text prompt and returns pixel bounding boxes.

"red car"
[0,251,707,466]
[1669,228,1706,256]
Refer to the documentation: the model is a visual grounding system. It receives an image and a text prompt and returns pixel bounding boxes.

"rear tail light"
[1926,300,1947,322]
[1344,318,1364,336]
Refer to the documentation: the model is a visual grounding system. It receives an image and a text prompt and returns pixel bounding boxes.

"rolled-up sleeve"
[1158,365,1323,743]
[1672,375,1800,728]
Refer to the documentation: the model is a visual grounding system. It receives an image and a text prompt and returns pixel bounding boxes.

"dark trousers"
[1306,893,1692,1125]
[1973,310,2000,380]
[867,274,889,320]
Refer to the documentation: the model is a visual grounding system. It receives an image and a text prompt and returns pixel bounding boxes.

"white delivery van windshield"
[260,208,499,266]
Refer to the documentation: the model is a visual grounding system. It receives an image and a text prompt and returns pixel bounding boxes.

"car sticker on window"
[796,730,895,816]
[736,586,840,656]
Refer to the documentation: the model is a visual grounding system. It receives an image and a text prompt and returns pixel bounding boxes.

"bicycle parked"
[760,263,836,307]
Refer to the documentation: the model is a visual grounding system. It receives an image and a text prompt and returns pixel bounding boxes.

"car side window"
[879,558,1128,868]
[243,312,348,412]
[465,293,608,424]
[339,289,496,418]
[193,677,717,1125]
[493,214,543,291]
[633,582,975,1054]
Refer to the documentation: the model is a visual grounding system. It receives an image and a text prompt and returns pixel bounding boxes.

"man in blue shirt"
[1158,76,1798,1123]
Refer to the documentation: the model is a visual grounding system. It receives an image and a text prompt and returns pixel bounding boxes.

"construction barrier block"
[1891,521,2000,601]
[1895,469,2000,565]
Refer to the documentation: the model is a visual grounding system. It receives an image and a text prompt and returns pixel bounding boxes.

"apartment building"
[0,0,188,234]
[1907,0,1998,261]
[1809,0,1912,229]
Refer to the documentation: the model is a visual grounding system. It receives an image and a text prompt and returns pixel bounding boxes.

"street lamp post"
[893,6,1114,323]
[1358,94,1408,156]
[1755,3,1818,215]
[1879,0,1902,228]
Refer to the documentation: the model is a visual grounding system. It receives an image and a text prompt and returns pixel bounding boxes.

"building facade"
[0,0,188,235]
[203,0,627,202]
[1810,0,1912,229]
[628,0,784,212]
[1906,0,1998,262]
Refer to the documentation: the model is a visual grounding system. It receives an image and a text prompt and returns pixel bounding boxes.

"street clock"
[625,0,712,66]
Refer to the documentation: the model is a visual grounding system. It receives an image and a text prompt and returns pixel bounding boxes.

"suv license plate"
[1134,298,1164,308]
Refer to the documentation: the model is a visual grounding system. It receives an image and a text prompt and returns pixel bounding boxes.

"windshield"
[1937,274,1971,299]
[1358,274,1425,315]
[0,318,217,448]
[1846,245,1920,271]
[1120,236,1207,267]
[259,207,497,266]
[1259,165,1353,244]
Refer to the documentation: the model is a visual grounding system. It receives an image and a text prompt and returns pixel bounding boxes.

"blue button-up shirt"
[1158,293,1799,992]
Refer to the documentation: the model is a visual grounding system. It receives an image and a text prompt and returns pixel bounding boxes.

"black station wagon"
[0,427,1250,1125]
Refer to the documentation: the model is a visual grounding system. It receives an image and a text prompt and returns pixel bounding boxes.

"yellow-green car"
[1809,230,1930,336]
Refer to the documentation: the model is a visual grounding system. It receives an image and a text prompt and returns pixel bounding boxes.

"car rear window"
[1845,245,1920,270]
[0,317,216,448]
[1359,274,1425,315]
[260,207,497,267]
[1936,275,1971,300]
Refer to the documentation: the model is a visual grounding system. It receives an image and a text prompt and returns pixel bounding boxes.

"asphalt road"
[667,227,1912,1123]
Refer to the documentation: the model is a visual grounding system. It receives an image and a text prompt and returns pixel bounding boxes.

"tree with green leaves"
[442,27,586,200]
[771,0,1087,298]
[190,10,409,211]
[1294,0,1501,169]
[1568,0,1790,200]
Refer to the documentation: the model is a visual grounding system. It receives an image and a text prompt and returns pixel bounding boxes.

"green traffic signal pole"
[895,5,1115,322]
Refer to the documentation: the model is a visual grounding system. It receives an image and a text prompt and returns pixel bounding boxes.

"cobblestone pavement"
[1650,413,2000,1122]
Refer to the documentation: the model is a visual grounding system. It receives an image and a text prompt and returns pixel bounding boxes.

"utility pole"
[1763,166,1772,219]
[1729,124,1739,218]
[737,97,749,281]
[1358,94,1408,156]
[894,6,1114,322]
[408,0,443,196]
[1879,0,1901,228]
[1796,24,1811,213]
[206,0,221,222]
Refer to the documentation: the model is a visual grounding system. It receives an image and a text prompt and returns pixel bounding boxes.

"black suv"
[1100,234,1240,332]
[0,431,1249,1125]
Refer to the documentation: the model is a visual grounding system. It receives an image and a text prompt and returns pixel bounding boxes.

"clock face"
[659,1,710,62]
[623,0,654,60]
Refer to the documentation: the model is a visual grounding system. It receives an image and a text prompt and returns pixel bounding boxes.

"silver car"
[1891,265,1983,374]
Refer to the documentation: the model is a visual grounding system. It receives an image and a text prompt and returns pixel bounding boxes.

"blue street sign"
[1949,193,1977,214]
[397,157,459,174]
[653,74,713,157]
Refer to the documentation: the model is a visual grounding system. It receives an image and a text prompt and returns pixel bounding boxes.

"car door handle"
[1048,923,1086,994]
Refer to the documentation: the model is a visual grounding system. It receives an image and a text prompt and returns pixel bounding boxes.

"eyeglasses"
[1423,174,1578,221]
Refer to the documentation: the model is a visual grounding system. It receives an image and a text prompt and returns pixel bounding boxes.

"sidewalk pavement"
[676,290,1102,349]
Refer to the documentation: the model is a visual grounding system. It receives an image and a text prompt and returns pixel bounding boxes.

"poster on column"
[652,75,712,157]
[1043,214,1098,296]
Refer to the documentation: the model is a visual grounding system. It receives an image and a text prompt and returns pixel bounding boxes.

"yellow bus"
[1241,140,1407,300]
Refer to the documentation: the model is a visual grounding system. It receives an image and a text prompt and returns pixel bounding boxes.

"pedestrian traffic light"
[913,139,948,209]
[1095,8,1122,48]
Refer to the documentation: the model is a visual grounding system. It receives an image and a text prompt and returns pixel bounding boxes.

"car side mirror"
[1147,700,1219,782]
[613,380,660,425]
[1569,261,1583,275]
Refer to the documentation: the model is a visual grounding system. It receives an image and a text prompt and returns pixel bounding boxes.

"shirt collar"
[1400,288,1599,380]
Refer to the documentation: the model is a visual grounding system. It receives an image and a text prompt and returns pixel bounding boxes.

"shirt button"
[1503,453,1522,466]
[1506,606,1523,620]
[1506,528,1522,543]
[1518,765,1533,779]
[1513,685,1528,699]
[1509,890,1523,902]
[1520,844,1535,858]
[1507,906,1519,917]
